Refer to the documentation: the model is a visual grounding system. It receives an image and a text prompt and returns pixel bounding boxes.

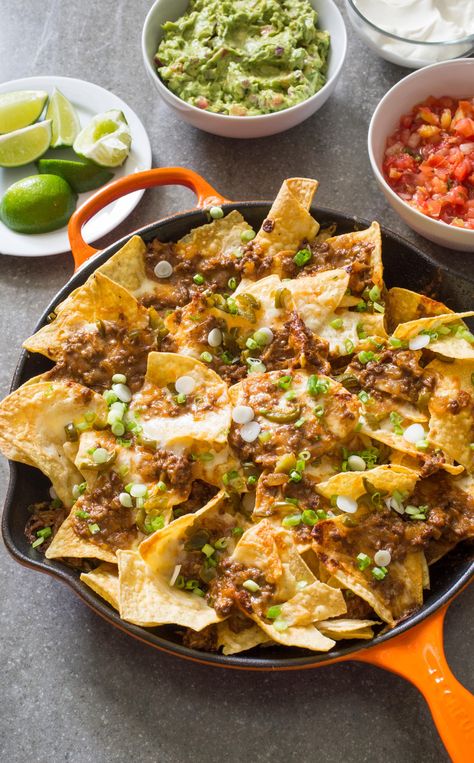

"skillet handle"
[68,167,230,270]
[355,604,474,762]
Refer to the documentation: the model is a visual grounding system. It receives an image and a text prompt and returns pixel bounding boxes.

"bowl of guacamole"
[142,0,347,138]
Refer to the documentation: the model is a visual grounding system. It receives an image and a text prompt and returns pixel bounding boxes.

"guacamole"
[155,0,330,116]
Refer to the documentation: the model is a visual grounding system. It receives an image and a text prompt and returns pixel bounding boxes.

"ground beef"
[24,501,66,550]
[136,447,193,487]
[260,312,330,375]
[49,321,157,392]
[343,591,374,620]
[346,348,435,405]
[182,625,218,651]
[73,471,137,551]
[173,481,218,517]
[207,558,275,617]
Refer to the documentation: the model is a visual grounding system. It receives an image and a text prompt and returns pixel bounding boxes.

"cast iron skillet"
[2,169,473,760]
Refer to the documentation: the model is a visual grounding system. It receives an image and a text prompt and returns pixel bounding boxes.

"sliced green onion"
[307,375,330,397]
[37,526,52,539]
[75,509,90,519]
[227,277,237,291]
[157,481,167,492]
[293,248,312,267]
[111,421,125,437]
[201,543,215,558]
[273,619,289,632]
[344,339,354,354]
[389,337,403,348]
[357,350,376,365]
[241,229,256,244]
[214,537,228,550]
[72,482,87,500]
[32,537,45,548]
[130,483,148,498]
[368,285,380,302]
[356,552,371,571]
[243,579,260,592]
[294,417,306,428]
[314,404,324,417]
[193,273,205,285]
[209,205,224,219]
[200,351,213,363]
[92,447,111,464]
[282,513,302,528]
[330,318,343,329]
[103,389,118,405]
[358,391,369,403]
[301,509,318,526]
[88,523,101,535]
[266,605,282,620]
[112,373,127,384]
[119,492,133,508]
[277,375,292,390]
[175,393,187,405]
[372,566,388,580]
[232,526,244,537]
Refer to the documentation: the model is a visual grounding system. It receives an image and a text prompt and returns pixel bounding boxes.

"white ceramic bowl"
[368,58,474,253]
[142,0,347,138]
[346,0,474,70]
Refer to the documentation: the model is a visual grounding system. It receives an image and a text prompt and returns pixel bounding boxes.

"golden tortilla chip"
[315,464,419,504]
[23,272,152,362]
[230,521,345,651]
[228,369,360,469]
[131,352,231,450]
[286,269,349,333]
[118,549,223,629]
[46,510,118,563]
[426,358,474,472]
[97,236,148,296]
[252,178,319,259]
[311,222,383,293]
[0,380,107,506]
[387,287,451,332]
[318,310,387,357]
[392,312,474,359]
[313,514,425,626]
[80,563,119,610]
[216,620,269,655]
[317,618,378,640]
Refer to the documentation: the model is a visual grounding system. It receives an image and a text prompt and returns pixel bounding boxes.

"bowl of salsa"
[368,58,474,252]
[142,0,347,138]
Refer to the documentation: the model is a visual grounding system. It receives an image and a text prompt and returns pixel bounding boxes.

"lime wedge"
[0,90,48,134]
[0,120,52,167]
[0,174,77,233]
[45,88,80,148]
[37,158,113,193]
[73,109,132,167]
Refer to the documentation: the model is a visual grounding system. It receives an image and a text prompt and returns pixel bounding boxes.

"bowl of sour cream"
[346,0,474,69]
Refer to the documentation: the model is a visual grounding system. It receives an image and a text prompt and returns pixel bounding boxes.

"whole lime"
[0,174,77,234]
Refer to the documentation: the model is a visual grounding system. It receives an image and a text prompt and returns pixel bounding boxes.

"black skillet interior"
[3,202,474,668]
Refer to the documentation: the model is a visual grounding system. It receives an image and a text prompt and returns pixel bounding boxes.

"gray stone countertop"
[0,1,472,762]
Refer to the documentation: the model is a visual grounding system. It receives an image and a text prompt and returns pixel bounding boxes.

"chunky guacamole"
[155,0,330,116]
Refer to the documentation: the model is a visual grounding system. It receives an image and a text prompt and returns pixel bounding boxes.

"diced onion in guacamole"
[155,0,330,116]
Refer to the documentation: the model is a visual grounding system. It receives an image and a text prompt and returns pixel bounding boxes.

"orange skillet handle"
[355,604,474,762]
[68,167,230,270]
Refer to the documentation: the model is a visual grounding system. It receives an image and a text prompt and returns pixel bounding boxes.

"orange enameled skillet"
[2,168,473,761]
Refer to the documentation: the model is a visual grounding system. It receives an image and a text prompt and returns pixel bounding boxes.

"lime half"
[73,109,132,167]
[0,90,48,134]
[46,88,80,148]
[37,158,113,193]
[0,174,77,234]
[0,120,52,167]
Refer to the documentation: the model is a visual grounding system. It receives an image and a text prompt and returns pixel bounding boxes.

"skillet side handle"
[68,167,229,270]
[355,605,474,762]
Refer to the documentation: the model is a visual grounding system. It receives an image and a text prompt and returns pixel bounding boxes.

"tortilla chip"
[131,352,231,450]
[313,514,425,626]
[0,379,107,506]
[98,212,252,307]
[252,178,319,259]
[426,358,474,471]
[311,222,383,292]
[80,563,119,609]
[46,510,118,562]
[387,287,451,332]
[229,369,360,468]
[23,271,152,362]
[315,464,419,504]
[392,312,474,359]
[318,310,387,357]
[216,620,269,655]
[230,521,345,651]
[118,550,223,629]
[317,618,378,640]
[286,269,349,333]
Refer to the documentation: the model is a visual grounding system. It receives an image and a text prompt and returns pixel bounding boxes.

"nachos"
[1,177,473,656]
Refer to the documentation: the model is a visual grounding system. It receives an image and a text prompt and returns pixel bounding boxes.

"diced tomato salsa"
[382,96,474,230]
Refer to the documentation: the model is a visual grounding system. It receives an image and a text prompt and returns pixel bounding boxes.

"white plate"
[0,76,152,257]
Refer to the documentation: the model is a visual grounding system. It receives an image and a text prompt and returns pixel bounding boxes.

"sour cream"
[353,0,474,66]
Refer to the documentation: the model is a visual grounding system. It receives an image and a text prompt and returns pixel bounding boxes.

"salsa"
[155,0,330,116]
[383,96,474,230]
